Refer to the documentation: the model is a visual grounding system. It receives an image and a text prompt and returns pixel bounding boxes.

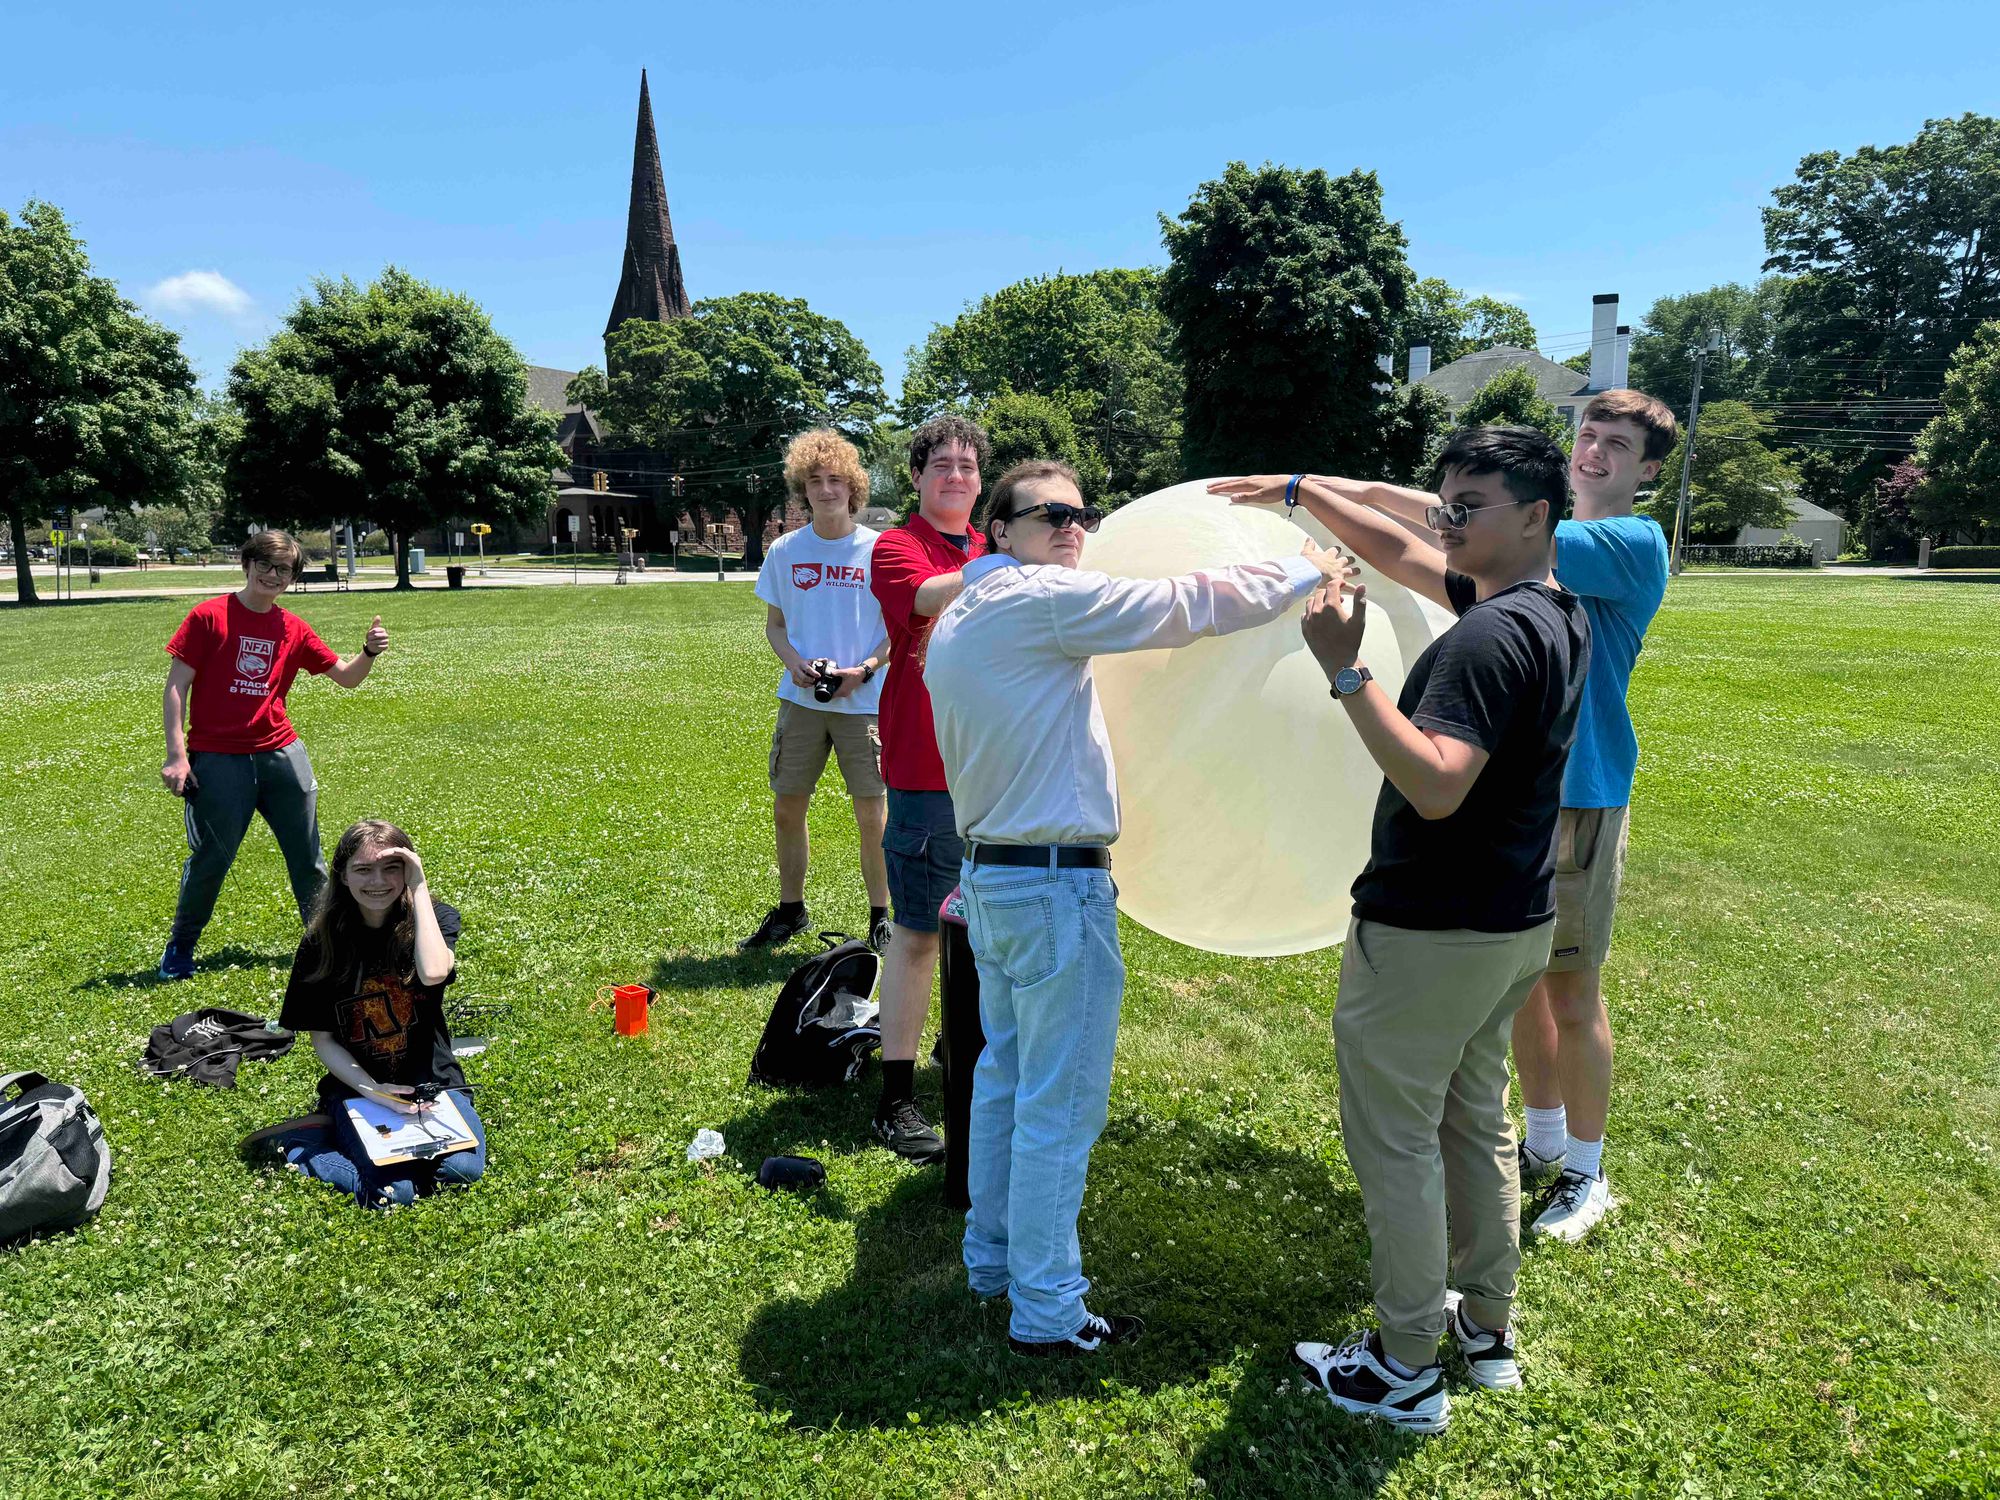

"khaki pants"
[1333,916,1554,1370]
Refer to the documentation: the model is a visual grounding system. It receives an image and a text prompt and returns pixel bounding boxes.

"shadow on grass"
[75,945,296,993]
[733,1092,1379,1438]
[648,945,813,995]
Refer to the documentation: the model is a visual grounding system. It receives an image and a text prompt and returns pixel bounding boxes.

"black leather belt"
[970,844,1111,869]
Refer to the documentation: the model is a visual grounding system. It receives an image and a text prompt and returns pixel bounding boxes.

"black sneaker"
[1009,1312,1144,1357]
[868,913,894,953]
[739,905,810,950]
[239,1114,329,1163]
[871,1098,946,1164]
[1442,1290,1523,1389]
[1517,1140,1566,1191]
[1293,1331,1450,1434]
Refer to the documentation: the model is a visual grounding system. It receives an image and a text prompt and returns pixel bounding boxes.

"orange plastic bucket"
[596,983,654,1036]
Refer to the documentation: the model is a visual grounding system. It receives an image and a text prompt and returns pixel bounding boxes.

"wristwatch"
[1330,665,1373,699]
[861,662,877,684]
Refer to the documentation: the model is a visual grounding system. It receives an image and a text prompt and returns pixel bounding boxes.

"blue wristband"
[1284,474,1305,509]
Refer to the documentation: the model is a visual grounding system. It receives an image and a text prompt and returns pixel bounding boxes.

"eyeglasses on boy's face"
[1007,503,1103,534]
[250,561,295,581]
[1424,497,1537,532]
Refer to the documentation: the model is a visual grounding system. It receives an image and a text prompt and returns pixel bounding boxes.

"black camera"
[411,1081,446,1105]
[811,658,840,703]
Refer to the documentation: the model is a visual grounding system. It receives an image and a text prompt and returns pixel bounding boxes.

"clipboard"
[343,1091,477,1165]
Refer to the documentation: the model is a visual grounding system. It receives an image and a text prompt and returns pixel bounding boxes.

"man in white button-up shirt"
[925,459,1349,1357]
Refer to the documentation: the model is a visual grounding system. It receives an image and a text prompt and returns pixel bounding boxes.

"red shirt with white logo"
[166,593,340,754]
[869,514,985,791]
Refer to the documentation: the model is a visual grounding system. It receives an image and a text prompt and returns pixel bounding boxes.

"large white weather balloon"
[1087,480,1457,957]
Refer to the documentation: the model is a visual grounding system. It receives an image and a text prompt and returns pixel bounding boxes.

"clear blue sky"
[6,0,1995,396]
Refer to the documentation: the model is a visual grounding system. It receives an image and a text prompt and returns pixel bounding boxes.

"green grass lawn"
[1,566,404,599]
[0,578,1994,1499]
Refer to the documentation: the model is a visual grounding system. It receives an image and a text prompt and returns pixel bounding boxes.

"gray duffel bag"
[0,1072,111,1245]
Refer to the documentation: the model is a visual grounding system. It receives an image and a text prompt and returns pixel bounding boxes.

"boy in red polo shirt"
[866,415,988,1163]
[157,529,390,981]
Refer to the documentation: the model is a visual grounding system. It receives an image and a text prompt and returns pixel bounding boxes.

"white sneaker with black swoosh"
[1292,1331,1450,1434]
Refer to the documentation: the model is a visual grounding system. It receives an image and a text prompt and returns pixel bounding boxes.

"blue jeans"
[959,859,1124,1341]
[286,1089,487,1209]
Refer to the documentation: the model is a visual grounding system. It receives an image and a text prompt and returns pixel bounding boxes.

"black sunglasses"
[1005,502,1103,534]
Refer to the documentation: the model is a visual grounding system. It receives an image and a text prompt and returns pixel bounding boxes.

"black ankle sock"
[776,900,806,919]
[879,1060,915,1112]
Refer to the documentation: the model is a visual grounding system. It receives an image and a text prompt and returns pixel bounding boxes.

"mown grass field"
[0,576,1994,1499]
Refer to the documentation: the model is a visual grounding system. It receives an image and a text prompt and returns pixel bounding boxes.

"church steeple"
[604,68,691,358]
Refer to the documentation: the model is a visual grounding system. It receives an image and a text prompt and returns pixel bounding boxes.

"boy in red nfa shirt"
[157,529,390,980]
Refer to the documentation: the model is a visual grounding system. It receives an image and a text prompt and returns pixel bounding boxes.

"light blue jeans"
[959,858,1124,1342]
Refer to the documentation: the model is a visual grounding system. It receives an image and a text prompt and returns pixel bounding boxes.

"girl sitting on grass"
[247,820,486,1208]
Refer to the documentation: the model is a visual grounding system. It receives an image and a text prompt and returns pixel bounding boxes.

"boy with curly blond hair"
[741,429,894,952]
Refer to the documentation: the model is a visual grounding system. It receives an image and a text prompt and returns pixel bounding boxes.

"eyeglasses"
[1006,503,1103,534]
[251,562,295,581]
[1424,497,1537,532]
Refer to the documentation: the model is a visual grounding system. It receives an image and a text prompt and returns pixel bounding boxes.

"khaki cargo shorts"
[1547,805,1630,973]
[769,700,885,799]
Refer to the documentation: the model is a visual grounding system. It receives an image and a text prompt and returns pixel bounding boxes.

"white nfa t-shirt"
[755,523,888,714]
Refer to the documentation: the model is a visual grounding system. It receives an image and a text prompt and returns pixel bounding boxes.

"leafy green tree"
[1628,280,1784,414]
[0,201,199,604]
[1561,351,1594,375]
[1641,401,1797,542]
[862,425,916,516]
[564,366,610,412]
[605,292,884,568]
[226,268,561,588]
[1762,114,2000,514]
[1462,297,1537,351]
[1396,277,1471,375]
[978,390,1102,497]
[1382,385,1455,486]
[1914,320,2000,536]
[107,501,211,563]
[1455,367,1568,443]
[1159,161,1413,479]
[900,269,1179,505]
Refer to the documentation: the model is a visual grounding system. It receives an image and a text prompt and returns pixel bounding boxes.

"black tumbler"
[937,887,986,1212]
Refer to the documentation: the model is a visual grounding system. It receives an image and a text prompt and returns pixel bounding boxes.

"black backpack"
[748,933,882,1087]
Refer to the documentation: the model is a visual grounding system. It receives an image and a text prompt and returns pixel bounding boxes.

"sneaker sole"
[871,1132,945,1166]
[239,1115,329,1152]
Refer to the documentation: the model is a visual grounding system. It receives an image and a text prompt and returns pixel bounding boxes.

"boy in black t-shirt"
[255,821,486,1209]
[1220,428,1589,1433]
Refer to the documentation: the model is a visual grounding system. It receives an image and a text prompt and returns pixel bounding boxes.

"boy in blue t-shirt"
[1209,389,1678,1247]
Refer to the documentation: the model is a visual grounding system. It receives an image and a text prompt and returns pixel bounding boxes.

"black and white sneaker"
[1517,1140,1566,1191]
[739,904,810,950]
[1293,1331,1450,1434]
[1442,1290,1523,1389]
[872,1099,946,1165]
[1009,1312,1144,1357]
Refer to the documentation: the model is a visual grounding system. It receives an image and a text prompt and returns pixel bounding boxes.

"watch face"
[1334,667,1364,696]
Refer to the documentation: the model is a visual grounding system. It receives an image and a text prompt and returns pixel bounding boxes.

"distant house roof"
[1418,346,1595,411]
[525,365,581,415]
[1787,496,1846,525]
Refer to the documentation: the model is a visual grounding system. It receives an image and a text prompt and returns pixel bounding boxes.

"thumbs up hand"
[364,615,389,657]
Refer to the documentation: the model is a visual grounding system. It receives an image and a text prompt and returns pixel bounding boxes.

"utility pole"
[1668,328,1722,577]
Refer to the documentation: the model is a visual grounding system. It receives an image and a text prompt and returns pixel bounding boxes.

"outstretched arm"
[1048,542,1353,657]
[1208,476,1452,609]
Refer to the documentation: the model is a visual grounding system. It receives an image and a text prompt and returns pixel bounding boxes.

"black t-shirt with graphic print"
[279,899,466,1112]
[1349,572,1591,933]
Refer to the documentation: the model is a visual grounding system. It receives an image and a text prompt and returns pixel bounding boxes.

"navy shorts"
[882,788,963,934]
